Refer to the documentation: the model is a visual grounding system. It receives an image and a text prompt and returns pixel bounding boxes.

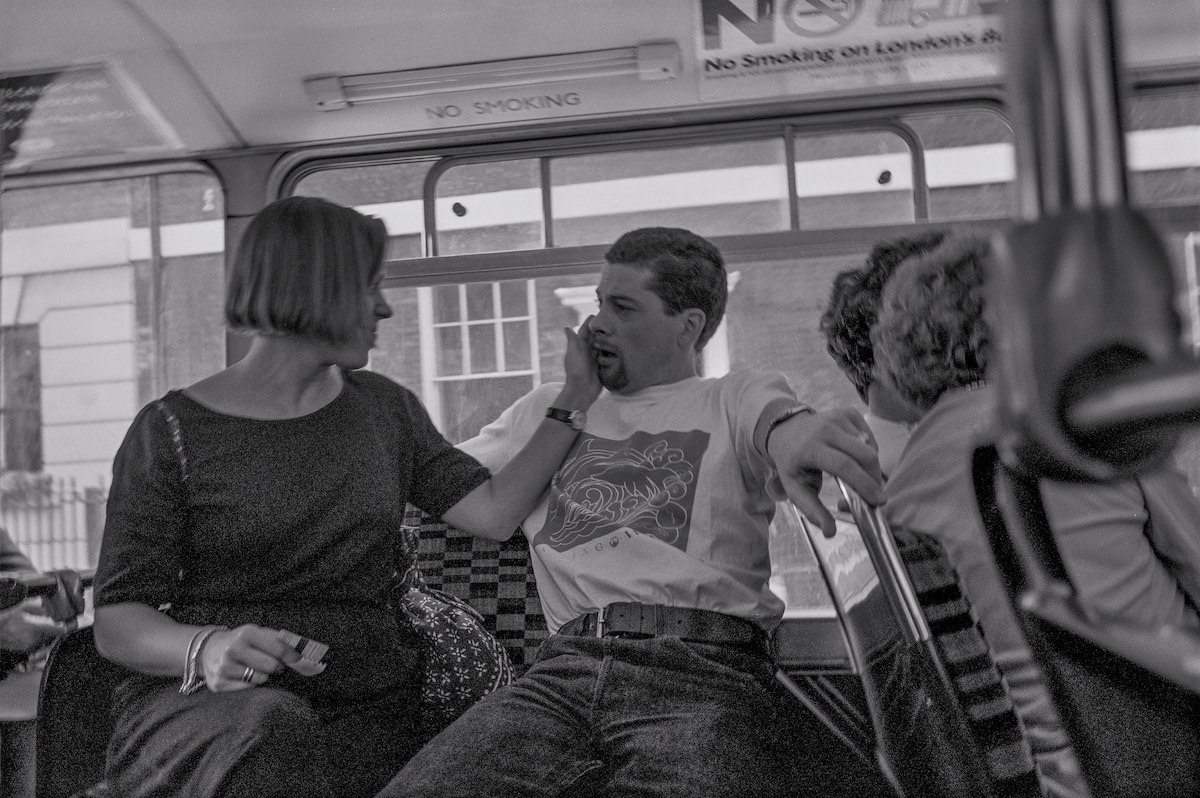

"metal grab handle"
[1066,362,1200,438]
[1008,0,1127,219]
[834,478,931,646]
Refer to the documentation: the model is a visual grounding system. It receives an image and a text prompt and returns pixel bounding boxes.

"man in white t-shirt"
[378,227,883,798]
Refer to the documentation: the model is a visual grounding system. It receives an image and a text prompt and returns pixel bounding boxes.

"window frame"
[281,99,1015,275]
[417,279,540,427]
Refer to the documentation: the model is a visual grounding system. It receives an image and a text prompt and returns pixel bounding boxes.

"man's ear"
[678,308,706,348]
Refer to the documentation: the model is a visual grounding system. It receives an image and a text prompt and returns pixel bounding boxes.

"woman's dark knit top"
[94,369,490,703]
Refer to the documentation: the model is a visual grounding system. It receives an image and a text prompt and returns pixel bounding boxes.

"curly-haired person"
[873,232,1200,798]
[818,231,946,476]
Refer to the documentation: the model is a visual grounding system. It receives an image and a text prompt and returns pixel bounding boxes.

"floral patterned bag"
[393,524,513,736]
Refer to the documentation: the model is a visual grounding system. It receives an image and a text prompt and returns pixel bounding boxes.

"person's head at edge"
[871,233,991,417]
[225,196,394,369]
[819,231,947,416]
[590,227,727,395]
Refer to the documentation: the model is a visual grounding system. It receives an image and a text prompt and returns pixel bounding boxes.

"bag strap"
[154,399,188,483]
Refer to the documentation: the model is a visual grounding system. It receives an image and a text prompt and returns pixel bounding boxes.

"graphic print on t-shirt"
[532,429,709,553]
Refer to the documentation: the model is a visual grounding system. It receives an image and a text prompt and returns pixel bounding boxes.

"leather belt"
[558,602,767,649]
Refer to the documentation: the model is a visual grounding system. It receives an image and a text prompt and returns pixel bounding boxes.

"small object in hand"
[279,629,329,663]
[279,629,329,676]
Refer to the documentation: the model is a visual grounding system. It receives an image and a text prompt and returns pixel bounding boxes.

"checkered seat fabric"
[892,525,1042,794]
[405,505,548,676]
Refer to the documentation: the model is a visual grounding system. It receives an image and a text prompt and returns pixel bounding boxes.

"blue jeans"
[377,633,862,798]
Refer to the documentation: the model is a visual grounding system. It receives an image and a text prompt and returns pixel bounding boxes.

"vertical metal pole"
[1007,0,1129,220]
[84,485,105,567]
[1055,0,1129,207]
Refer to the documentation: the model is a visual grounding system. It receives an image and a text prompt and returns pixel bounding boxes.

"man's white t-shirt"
[460,371,796,633]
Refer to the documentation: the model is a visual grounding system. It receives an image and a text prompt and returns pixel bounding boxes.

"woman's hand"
[199,625,321,691]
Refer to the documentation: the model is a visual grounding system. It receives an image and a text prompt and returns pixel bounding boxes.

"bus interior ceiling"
[0,1,1194,174]
[1,0,758,174]
[0,0,1198,575]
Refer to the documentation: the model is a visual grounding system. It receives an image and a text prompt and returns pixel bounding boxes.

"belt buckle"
[594,606,608,638]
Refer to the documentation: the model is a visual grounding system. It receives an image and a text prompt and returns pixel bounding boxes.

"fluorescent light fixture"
[305,41,680,111]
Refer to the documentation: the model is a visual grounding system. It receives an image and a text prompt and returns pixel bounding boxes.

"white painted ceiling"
[1,0,1196,171]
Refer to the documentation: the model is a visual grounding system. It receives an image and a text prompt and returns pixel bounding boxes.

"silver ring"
[241,666,255,683]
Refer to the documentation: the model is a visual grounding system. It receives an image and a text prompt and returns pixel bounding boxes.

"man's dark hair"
[818,231,948,402]
[604,227,727,350]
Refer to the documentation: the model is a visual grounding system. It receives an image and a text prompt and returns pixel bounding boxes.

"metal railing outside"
[0,474,105,571]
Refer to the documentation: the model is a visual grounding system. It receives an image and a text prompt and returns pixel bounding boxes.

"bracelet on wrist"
[765,404,815,453]
[179,625,225,695]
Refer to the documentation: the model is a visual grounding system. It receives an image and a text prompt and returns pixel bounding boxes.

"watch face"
[547,407,586,430]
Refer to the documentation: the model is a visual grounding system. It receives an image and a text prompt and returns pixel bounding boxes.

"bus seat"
[888,526,1042,797]
[973,444,1200,797]
[775,499,1042,798]
[409,511,547,676]
[35,625,121,798]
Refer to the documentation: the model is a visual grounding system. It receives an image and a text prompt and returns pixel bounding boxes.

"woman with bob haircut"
[873,232,1200,798]
[92,195,600,798]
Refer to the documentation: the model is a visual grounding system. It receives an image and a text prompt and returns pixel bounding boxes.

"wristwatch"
[545,407,587,431]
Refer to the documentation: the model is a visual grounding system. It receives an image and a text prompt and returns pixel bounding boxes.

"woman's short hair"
[604,227,727,350]
[872,234,991,413]
[226,196,387,343]
[819,232,948,402]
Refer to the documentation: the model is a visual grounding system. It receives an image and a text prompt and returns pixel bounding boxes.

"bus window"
[793,129,916,228]
[294,161,434,260]
[362,274,592,444]
[1128,89,1200,208]
[434,159,544,256]
[904,108,1016,221]
[422,279,539,443]
[550,139,790,245]
[0,169,224,569]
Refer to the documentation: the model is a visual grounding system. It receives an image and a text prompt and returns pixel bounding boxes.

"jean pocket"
[660,637,775,688]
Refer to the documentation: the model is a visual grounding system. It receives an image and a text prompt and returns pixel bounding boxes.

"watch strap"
[764,404,815,451]
[545,407,584,430]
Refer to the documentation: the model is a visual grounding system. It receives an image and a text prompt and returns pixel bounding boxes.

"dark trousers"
[107,676,422,798]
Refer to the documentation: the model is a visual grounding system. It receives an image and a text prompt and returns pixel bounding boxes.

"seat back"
[775,493,1041,798]
[409,512,547,676]
[35,625,125,798]
[883,524,1042,797]
[973,444,1200,797]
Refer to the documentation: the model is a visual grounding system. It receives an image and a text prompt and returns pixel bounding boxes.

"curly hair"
[872,234,992,413]
[605,227,727,350]
[819,232,948,402]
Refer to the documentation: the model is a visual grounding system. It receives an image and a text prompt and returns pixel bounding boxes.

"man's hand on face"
[561,315,602,408]
[767,406,883,537]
